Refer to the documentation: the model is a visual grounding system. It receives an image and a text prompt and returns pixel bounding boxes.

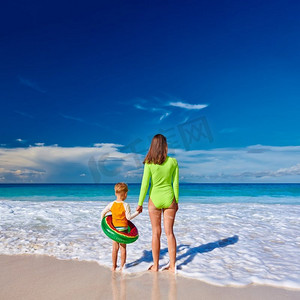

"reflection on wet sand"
[112,272,126,300]
[152,272,177,300]
[111,271,177,300]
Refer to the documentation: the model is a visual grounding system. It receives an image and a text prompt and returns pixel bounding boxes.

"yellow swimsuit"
[138,156,179,209]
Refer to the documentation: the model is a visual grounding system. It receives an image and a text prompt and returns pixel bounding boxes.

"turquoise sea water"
[0,183,300,204]
[1,183,300,287]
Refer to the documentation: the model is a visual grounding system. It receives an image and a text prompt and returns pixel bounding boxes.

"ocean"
[1,183,300,204]
[1,183,300,289]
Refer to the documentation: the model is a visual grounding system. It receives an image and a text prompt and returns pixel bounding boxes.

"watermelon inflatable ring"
[101,215,139,244]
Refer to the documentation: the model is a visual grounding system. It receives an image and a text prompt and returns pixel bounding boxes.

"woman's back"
[138,156,179,209]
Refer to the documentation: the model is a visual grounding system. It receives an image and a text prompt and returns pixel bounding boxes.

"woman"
[136,134,179,272]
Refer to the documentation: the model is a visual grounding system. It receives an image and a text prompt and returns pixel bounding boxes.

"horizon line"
[0,182,299,185]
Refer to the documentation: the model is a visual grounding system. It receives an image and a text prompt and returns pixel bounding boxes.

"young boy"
[101,182,139,271]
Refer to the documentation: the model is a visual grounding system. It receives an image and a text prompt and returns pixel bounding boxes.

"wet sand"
[0,255,299,300]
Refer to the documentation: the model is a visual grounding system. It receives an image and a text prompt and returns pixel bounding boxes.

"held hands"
[136,205,143,213]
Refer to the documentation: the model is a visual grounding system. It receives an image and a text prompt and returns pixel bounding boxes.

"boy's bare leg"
[120,243,126,270]
[112,241,119,271]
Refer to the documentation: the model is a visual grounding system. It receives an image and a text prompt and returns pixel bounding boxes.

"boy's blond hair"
[114,182,128,194]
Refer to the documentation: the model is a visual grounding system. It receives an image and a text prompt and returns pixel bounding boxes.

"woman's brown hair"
[143,134,168,165]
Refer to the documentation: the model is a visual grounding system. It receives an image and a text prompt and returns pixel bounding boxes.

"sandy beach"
[0,255,299,300]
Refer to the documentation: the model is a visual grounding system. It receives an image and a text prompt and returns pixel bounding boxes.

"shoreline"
[1,254,299,300]
[1,200,300,288]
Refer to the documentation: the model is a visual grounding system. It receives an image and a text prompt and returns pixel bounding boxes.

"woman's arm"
[138,163,151,206]
[172,159,179,203]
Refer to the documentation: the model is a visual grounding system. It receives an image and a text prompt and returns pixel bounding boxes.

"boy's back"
[111,202,127,227]
[101,201,139,227]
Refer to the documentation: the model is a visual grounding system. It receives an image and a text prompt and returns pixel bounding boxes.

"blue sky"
[0,0,300,183]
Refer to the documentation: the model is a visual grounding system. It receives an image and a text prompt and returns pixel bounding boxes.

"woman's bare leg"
[148,198,162,271]
[112,241,119,271]
[163,199,177,272]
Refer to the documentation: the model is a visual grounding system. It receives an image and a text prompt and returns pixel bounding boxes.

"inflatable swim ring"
[101,215,139,244]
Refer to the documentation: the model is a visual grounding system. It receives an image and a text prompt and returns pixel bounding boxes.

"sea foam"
[1,200,300,289]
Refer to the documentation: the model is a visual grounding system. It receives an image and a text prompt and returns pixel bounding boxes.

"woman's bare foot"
[162,265,176,273]
[148,265,159,272]
[119,265,125,272]
[112,266,117,271]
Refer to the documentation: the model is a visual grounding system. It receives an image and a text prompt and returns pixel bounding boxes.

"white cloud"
[18,76,46,93]
[133,98,171,123]
[133,97,209,125]
[0,143,142,183]
[134,103,164,113]
[16,138,25,143]
[14,110,34,118]
[169,101,208,110]
[60,114,120,134]
[173,145,300,182]
[0,144,299,183]
[34,143,45,147]
[134,104,147,110]
[0,167,46,181]
[159,112,171,121]
[60,114,84,123]
[93,143,123,148]
[272,163,300,176]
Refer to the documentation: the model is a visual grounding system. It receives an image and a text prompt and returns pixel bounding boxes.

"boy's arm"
[100,202,113,220]
[124,203,139,220]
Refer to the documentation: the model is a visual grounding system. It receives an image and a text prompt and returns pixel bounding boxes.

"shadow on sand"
[126,235,239,269]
